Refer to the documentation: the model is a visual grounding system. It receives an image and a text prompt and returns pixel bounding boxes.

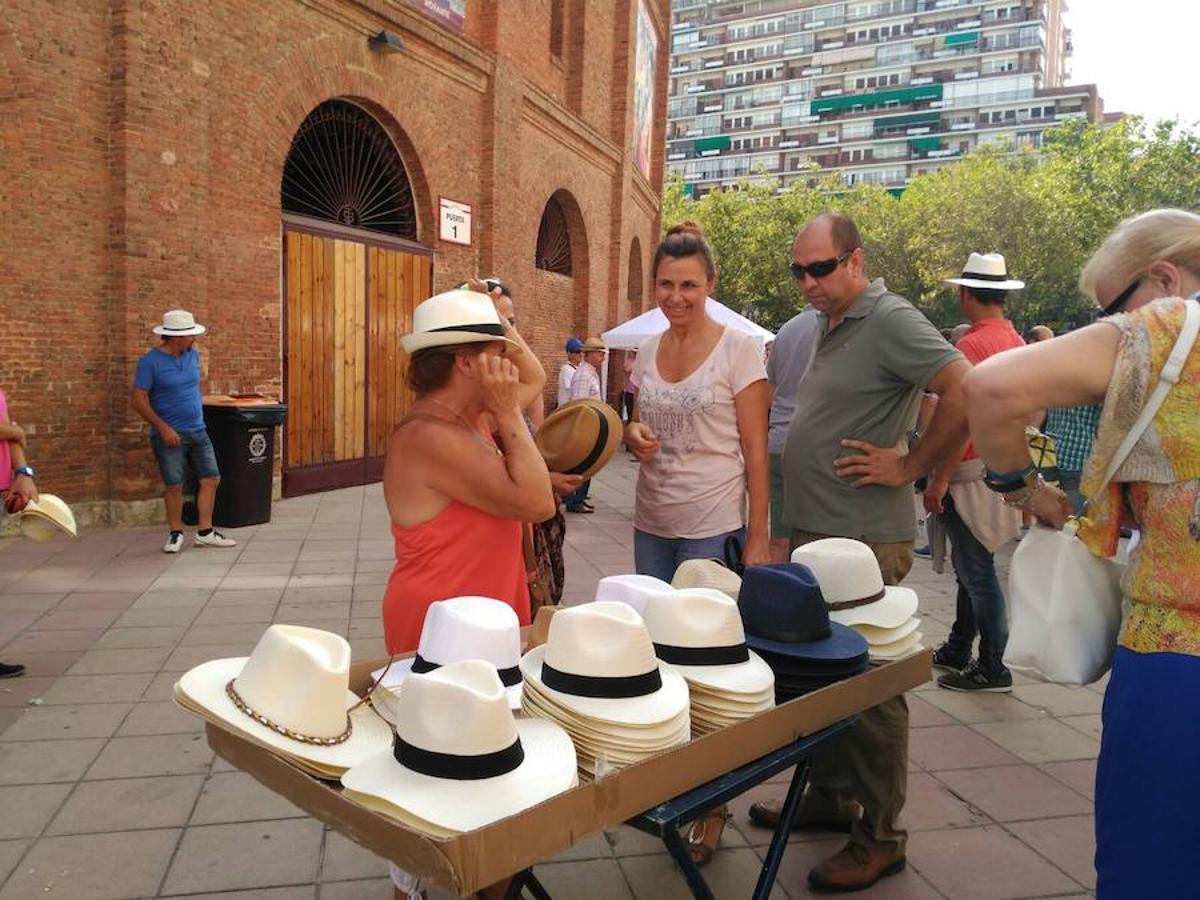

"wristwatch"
[13,466,34,479]
[983,462,1037,494]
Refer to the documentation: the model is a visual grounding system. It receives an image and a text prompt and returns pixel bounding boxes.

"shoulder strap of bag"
[1089,299,1200,500]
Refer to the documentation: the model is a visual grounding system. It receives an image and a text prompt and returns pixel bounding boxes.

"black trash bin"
[202,397,287,528]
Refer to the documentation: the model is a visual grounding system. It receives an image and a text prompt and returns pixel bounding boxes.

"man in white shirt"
[557,337,584,408]
[564,337,606,512]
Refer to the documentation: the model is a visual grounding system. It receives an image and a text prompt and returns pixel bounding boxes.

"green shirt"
[781,279,962,543]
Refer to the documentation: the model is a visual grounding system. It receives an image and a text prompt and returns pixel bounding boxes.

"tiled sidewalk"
[0,455,1099,899]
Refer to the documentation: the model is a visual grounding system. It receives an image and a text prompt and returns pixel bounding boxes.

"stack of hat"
[670,558,743,600]
[174,624,393,780]
[738,564,870,703]
[369,596,524,721]
[342,660,578,837]
[791,539,922,661]
[519,602,691,778]
[642,588,774,736]
[17,494,78,542]
[595,573,675,615]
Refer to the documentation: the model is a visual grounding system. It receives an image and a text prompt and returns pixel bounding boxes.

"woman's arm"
[624,389,660,462]
[735,379,771,567]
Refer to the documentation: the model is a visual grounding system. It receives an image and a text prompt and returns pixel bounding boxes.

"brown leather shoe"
[747,796,861,832]
[808,841,906,893]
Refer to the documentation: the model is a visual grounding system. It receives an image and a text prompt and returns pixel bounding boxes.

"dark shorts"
[151,430,220,486]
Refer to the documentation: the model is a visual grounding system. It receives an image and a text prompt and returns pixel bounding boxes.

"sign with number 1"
[439,198,472,246]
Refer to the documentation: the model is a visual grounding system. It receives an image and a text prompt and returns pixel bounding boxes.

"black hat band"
[393,734,525,780]
[541,662,662,698]
[428,322,506,337]
[654,642,749,667]
[959,270,1009,282]
[827,588,886,612]
[410,654,522,688]
[565,406,610,476]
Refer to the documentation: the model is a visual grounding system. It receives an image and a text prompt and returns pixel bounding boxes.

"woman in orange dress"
[382,287,555,657]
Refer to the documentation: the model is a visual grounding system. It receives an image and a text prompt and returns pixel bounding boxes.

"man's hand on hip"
[159,425,182,448]
[834,438,912,488]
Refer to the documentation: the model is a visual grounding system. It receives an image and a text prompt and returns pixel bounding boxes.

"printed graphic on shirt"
[639,382,717,456]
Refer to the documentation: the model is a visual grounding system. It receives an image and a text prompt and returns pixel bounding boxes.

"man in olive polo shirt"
[766,214,970,892]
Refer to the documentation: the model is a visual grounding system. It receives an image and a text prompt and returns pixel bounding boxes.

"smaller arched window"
[628,239,644,310]
[535,195,573,275]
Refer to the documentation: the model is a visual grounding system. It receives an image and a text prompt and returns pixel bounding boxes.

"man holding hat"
[930,253,1027,692]
[131,310,236,554]
[557,337,584,409]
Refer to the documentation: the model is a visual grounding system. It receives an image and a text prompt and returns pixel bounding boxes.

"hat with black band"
[401,289,519,354]
[535,398,623,480]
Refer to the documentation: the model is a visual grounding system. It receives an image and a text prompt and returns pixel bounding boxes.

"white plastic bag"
[1004,521,1123,686]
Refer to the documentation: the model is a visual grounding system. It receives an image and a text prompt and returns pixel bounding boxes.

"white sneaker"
[194,530,237,548]
[163,532,184,554]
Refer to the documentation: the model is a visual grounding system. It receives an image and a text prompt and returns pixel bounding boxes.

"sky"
[1066,1,1200,125]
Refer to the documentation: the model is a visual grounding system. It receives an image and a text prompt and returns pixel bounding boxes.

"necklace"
[420,398,503,457]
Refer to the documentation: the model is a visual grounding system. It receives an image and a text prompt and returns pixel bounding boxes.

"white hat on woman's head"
[371,596,523,713]
[341,660,577,834]
[790,538,919,629]
[175,624,392,773]
[595,574,675,615]
[153,309,207,337]
[401,290,519,354]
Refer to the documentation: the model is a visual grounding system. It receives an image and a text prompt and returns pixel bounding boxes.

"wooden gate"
[283,221,432,496]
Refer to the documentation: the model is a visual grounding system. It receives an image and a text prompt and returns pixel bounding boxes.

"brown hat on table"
[536,399,623,479]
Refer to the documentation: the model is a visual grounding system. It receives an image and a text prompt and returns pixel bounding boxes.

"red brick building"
[0,0,669,522]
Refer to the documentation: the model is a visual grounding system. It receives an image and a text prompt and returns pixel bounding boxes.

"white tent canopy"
[600,298,775,351]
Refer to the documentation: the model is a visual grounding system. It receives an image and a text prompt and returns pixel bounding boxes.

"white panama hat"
[519,601,689,726]
[18,494,78,542]
[370,596,523,713]
[855,616,921,647]
[175,624,392,773]
[642,588,774,697]
[595,573,675,615]
[400,289,519,355]
[671,559,743,600]
[869,630,924,661]
[791,539,919,629]
[341,660,577,834]
[152,309,207,337]
[945,252,1026,292]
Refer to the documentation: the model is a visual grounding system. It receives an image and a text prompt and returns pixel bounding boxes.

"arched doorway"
[280,99,433,496]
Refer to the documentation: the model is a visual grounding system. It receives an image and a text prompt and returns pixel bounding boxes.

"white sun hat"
[519,601,689,726]
[370,596,523,713]
[18,494,78,542]
[152,309,207,337]
[341,660,577,834]
[671,559,743,600]
[642,588,773,696]
[855,616,921,647]
[175,624,392,773]
[791,538,919,629]
[870,630,924,661]
[400,289,519,355]
[595,574,675,615]
[944,252,1025,292]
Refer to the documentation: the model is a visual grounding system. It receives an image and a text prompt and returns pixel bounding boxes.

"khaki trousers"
[790,529,913,853]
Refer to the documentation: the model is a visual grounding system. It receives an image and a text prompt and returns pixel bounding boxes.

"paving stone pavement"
[0,454,1101,899]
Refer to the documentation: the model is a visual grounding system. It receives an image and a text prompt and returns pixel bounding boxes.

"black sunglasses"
[1101,277,1141,317]
[789,250,852,281]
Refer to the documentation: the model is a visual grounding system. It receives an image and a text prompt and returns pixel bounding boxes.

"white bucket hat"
[790,538,919,629]
[18,494,78,542]
[595,574,674,615]
[519,602,689,726]
[175,624,392,773]
[400,289,519,355]
[370,596,523,712]
[153,309,207,337]
[341,660,577,834]
[642,588,773,696]
[945,252,1025,292]
[671,559,743,600]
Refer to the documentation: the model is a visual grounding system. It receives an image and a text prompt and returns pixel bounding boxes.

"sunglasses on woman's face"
[789,250,852,281]
[1101,277,1141,317]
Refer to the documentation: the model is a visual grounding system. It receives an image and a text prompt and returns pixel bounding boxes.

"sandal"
[685,807,733,867]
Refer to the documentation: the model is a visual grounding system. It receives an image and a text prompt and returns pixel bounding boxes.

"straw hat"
[642,588,773,696]
[671,559,742,600]
[856,617,920,647]
[400,290,519,355]
[870,630,924,661]
[152,309,207,337]
[738,564,868,665]
[595,574,674,615]
[175,624,392,772]
[18,494,78,542]
[370,597,523,713]
[519,602,689,726]
[791,539,919,629]
[340,660,577,834]
[536,399,623,479]
[581,336,607,352]
[945,252,1025,292]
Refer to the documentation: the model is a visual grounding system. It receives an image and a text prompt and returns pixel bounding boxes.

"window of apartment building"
[854,72,902,90]
[983,55,1017,74]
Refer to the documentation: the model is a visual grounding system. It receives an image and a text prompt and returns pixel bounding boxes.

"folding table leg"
[752,758,811,900]
[661,823,717,900]
[501,868,552,900]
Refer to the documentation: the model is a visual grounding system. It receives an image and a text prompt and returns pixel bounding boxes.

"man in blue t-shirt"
[131,310,236,553]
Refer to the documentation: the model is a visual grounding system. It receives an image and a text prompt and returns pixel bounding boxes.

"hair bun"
[666,220,706,240]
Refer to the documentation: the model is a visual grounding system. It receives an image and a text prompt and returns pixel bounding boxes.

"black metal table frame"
[501,717,857,900]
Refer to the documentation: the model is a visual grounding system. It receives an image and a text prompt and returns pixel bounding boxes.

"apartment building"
[667,0,1104,196]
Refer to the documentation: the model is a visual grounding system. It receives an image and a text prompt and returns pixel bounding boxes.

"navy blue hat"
[738,563,868,664]
[565,337,584,352]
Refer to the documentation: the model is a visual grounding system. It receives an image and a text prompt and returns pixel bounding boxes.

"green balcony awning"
[810,82,944,114]
[694,135,732,153]
[944,31,979,47]
[874,109,942,130]
[908,136,942,152]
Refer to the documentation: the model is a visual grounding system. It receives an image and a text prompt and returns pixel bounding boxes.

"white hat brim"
[371,660,523,711]
[869,631,924,661]
[520,680,690,743]
[945,277,1025,291]
[400,331,519,355]
[520,646,690,726]
[671,649,774,696]
[854,616,920,647]
[152,324,207,336]
[829,586,918,629]
[176,657,392,771]
[339,718,578,834]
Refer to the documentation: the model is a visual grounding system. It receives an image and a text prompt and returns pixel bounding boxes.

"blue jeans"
[941,492,1009,672]
[633,527,745,583]
[564,479,591,511]
[150,430,220,486]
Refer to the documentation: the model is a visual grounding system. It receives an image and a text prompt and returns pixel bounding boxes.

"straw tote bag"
[1004,300,1200,686]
